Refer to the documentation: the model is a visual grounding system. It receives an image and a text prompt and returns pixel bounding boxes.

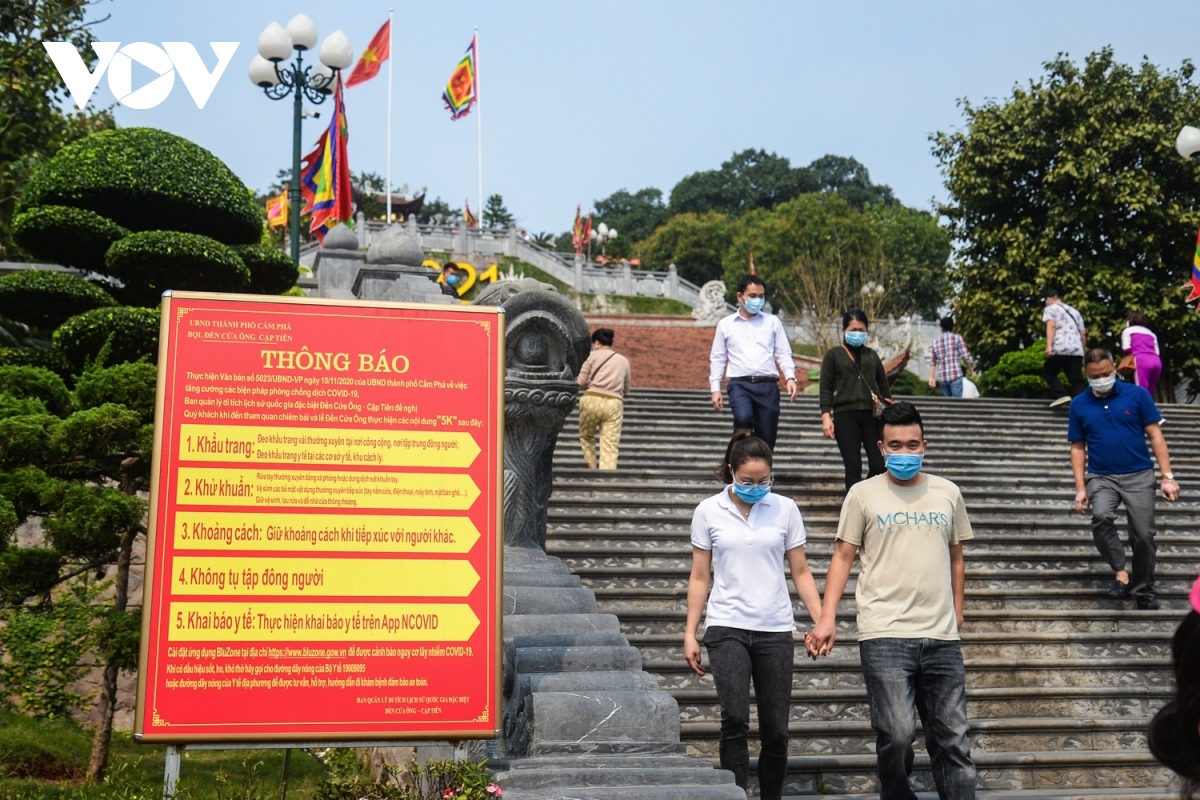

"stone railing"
[351,216,706,308]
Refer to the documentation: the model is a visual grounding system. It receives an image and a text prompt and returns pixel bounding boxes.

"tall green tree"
[933,48,1200,388]
[1,0,114,260]
[670,148,816,217]
[865,203,952,319]
[807,155,896,208]
[593,187,668,244]
[640,211,733,285]
[482,194,513,229]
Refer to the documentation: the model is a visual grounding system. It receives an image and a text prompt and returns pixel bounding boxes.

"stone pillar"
[573,254,583,293]
[621,261,633,295]
[406,213,418,236]
[667,263,679,300]
[472,279,590,549]
[355,211,367,246]
[507,226,519,257]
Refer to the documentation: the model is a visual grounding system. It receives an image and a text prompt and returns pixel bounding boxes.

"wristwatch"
[1163,473,1176,481]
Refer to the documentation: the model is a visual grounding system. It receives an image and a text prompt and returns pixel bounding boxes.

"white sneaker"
[1049,395,1072,408]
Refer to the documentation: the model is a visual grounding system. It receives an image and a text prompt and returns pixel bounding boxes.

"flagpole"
[475,27,483,220]
[386,8,394,224]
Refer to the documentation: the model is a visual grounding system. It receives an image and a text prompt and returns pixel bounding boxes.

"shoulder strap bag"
[843,345,891,418]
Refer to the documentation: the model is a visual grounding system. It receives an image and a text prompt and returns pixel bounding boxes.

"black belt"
[729,375,778,384]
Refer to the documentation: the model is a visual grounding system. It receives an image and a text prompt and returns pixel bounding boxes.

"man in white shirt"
[709,274,797,449]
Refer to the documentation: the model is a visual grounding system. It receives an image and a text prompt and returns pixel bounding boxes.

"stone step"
[627,631,1176,662]
[498,787,747,800]
[680,715,1154,757]
[494,764,736,791]
[806,792,1177,800]
[671,685,1173,725]
[733,749,1176,795]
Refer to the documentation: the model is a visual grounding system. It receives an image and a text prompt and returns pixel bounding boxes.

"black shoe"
[1136,597,1161,610]
[1107,580,1131,598]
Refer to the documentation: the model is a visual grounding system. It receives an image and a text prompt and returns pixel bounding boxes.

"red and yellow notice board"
[135,292,503,742]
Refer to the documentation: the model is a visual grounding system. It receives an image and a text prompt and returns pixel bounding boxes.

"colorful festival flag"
[442,35,477,120]
[345,19,390,88]
[1189,227,1200,304]
[265,188,288,230]
[299,78,353,243]
[464,199,478,228]
[571,206,584,254]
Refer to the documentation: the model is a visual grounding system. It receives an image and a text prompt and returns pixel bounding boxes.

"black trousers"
[728,379,781,449]
[1044,354,1085,397]
[834,409,884,491]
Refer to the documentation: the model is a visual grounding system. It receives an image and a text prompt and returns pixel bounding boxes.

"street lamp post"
[589,222,618,260]
[249,15,353,264]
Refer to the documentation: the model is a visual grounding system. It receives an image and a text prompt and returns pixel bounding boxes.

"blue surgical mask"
[743,297,765,315]
[845,331,868,348]
[732,483,771,504]
[446,274,460,286]
[885,453,924,481]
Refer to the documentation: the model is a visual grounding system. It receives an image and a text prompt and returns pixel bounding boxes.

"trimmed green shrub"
[0,366,72,416]
[17,127,262,245]
[105,230,250,306]
[11,205,129,273]
[52,307,160,372]
[0,347,70,379]
[74,361,157,424]
[0,270,116,330]
[978,339,1051,398]
[235,243,300,295]
[889,369,939,397]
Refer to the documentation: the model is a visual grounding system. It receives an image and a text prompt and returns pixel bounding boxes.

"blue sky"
[86,0,1200,234]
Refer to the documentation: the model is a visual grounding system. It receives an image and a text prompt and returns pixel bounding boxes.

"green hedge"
[0,348,70,380]
[52,307,160,372]
[0,270,116,330]
[105,231,250,306]
[0,366,72,417]
[890,369,939,397]
[978,340,1051,398]
[11,205,130,274]
[17,128,262,245]
[74,361,157,424]
[234,244,299,295]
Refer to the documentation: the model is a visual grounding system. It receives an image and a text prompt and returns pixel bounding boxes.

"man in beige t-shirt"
[808,401,977,800]
[576,328,632,469]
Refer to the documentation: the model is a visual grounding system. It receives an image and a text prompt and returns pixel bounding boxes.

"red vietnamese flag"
[345,19,390,87]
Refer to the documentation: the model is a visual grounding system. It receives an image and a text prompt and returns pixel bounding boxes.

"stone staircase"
[545,390,1200,798]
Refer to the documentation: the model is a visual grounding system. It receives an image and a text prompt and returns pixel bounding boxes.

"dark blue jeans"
[727,379,781,449]
[859,638,976,800]
[703,626,793,800]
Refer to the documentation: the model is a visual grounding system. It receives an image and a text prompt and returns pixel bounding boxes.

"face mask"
[1089,375,1116,394]
[732,482,771,504]
[446,274,460,286]
[743,297,765,315]
[885,453,924,481]
[845,331,868,348]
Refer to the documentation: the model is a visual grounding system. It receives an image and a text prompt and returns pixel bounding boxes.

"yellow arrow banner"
[173,512,482,554]
[167,602,481,642]
[175,468,480,511]
[171,557,480,598]
[179,425,480,469]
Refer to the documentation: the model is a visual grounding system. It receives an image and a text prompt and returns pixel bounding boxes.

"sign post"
[136,292,503,745]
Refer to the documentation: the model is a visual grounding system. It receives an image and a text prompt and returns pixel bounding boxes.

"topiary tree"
[0,270,116,330]
[52,307,159,373]
[0,366,72,416]
[978,339,1056,398]
[0,347,70,379]
[16,127,262,246]
[11,205,129,273]
[105,231,249,306]
[234,243,300,295]
[73,362,155,424]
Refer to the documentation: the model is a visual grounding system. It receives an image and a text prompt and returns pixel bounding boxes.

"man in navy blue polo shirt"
[1068,349,1180,610]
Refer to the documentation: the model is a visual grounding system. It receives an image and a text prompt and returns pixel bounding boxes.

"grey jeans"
[1086,469,1157,601]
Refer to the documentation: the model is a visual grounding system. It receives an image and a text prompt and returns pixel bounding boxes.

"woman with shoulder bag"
[819,309,893,491]
[1120,312,1162,397]
[684,431,822,800]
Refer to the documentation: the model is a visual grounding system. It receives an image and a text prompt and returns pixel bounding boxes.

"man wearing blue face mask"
[1068,348,1179,610]
[808,401,977,800]
[709,274,798,449]
[440,263,462,297]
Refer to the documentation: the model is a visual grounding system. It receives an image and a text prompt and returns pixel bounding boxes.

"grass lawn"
[0,710,332,799]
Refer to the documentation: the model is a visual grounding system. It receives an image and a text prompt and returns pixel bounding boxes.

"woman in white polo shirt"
[684,431,822,800]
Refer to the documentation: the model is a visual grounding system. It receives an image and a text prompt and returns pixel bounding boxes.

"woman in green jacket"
[819,309,893,491]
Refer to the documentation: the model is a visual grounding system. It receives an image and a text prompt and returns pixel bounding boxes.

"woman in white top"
[684,431,822,800]
[1120,312,1162,396]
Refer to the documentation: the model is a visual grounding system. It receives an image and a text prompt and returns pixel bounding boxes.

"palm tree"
[531,231,555,248]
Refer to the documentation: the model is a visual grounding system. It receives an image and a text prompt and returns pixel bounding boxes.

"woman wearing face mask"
[683,431,822,800]
[819,309,893,491]
[1147,577,1200,797]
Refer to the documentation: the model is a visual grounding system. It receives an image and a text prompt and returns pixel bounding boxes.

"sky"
[80,0,1200,234]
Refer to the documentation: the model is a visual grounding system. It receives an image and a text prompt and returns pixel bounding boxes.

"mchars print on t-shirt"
[875,509,951,531]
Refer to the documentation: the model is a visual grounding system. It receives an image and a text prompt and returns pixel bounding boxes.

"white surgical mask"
[1089,375,1117,395]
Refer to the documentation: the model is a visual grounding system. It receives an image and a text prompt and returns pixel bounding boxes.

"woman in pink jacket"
[1120,312,1162,396]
